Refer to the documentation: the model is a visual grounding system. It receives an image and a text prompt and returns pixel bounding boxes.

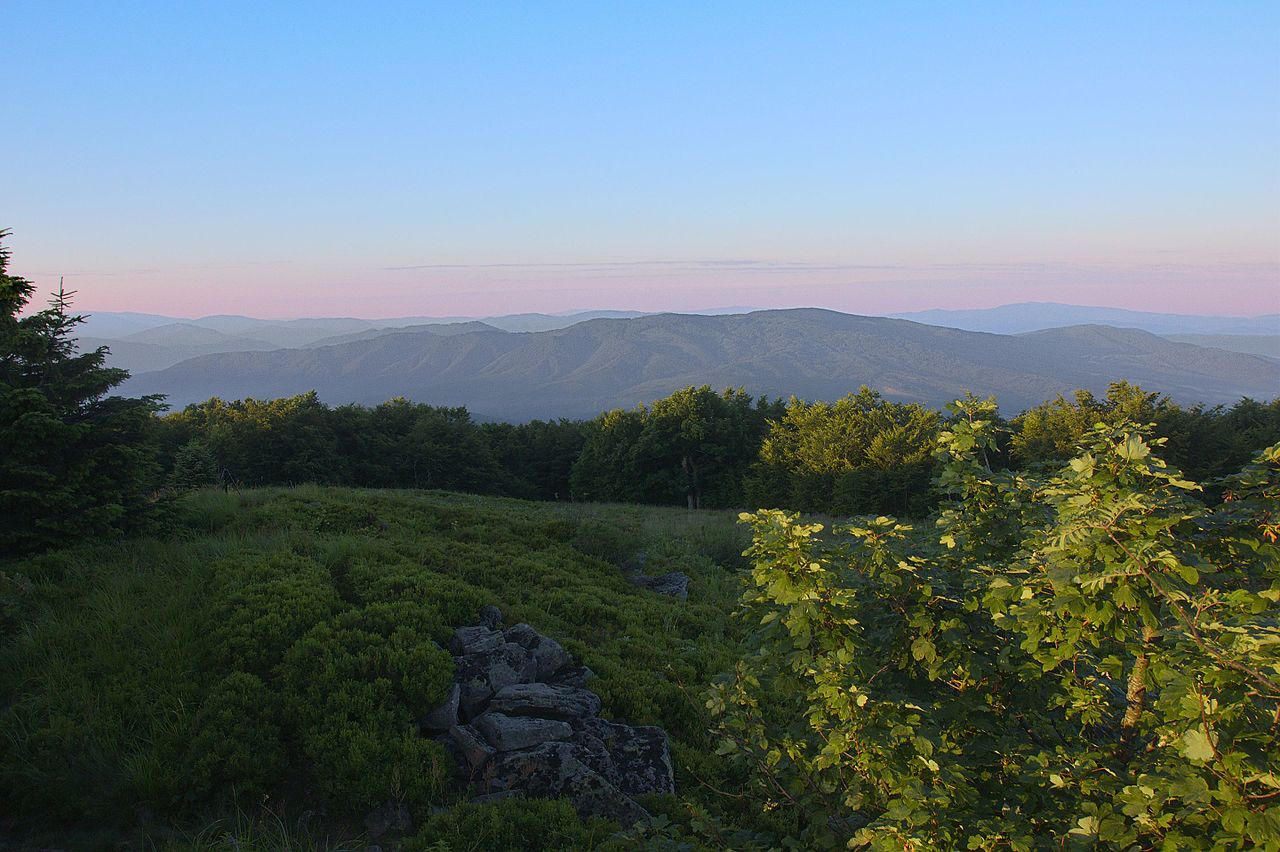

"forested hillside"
[120,309,1280,417]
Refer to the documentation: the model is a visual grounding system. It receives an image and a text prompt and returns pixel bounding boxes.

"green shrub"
[186,672,286,801]
[407,797,618,851]
[349,558,489,638]
[207,551,343,674]
[280,608,456,812]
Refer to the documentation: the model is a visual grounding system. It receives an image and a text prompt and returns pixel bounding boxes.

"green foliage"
[1,487,751,843]
[746,387,941,517]
[407,797,619,851]
[571,386,781,508]
[0,230,163,554]
[712,398,1280,849]
[186,672,287,801]
[170,438,220,489]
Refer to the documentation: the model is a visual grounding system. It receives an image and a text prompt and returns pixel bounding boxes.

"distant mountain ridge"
[121,308,1280,421]
[892,302,1279,336]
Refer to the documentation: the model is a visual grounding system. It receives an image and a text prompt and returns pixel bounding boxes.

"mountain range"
[117,308,1280,421]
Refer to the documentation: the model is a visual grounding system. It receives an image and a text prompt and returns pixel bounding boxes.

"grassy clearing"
[0,486,757,849]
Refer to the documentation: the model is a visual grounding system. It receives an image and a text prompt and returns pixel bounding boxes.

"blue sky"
[4,2,1278,317]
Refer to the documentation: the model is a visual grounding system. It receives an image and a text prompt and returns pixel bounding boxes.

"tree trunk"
[1121,625,1157,741]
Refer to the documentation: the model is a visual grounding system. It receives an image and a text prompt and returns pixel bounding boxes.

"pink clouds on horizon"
[15,257,1280,320]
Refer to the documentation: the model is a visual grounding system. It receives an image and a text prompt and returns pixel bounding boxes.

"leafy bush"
[712,399,1280,849]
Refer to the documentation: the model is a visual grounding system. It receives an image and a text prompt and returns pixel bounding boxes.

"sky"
[4,1,1279,319]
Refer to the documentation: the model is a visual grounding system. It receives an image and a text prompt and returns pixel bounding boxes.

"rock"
[450,625,504,656]
[474,712,573,752]
[504,623,572,680]
[630,571,690,600]
[482,741,650,826]
[363,800,413,839]
[489,682,602,720]
[479,604,504,630]
[455,642,538,719]
[547,665,594,689]
[575,718,675,796]
[449,724,497,771]
[422,683,460,731]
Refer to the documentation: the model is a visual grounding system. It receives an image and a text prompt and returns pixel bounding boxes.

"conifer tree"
[0,230,162,554]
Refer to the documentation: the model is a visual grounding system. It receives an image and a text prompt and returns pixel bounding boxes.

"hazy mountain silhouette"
[121,309,1280,421]
[893,302,1279,336]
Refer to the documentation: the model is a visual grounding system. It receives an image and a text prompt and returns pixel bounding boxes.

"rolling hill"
[121,309,1280,420]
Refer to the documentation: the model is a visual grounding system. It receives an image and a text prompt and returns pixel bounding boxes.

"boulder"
[450,625,504,656]
[489,682,602,721]
[575,718,675,796]
[455,642,538,719]
[481,741,650,825]
[630,571,690,600]
[449,723,497,772]
[479,604,504,630]
[547,665,594,689]
[503,623,572,680]
[474,712,573,752]
[421,683,460,731]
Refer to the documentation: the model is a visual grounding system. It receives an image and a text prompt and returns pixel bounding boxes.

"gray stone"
[363,800,412,839]
[474,712,573,752]
[455,642,538,719]
[422,682,460,731]
[547,665,594,689]
[481,741,650,825]
[630,571,690,600]
[574,718,675,796]
[489,682,602,720]
[479,604,504,630]
[449,723,497,771]
[450,625,504,656]
[504,623,572,680]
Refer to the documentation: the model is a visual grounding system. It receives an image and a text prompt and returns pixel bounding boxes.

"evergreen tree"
[0,231,163,554]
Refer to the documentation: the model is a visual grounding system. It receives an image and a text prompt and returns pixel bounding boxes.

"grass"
[0,486,757,849]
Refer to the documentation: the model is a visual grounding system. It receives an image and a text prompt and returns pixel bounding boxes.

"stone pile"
[423,606,675,825]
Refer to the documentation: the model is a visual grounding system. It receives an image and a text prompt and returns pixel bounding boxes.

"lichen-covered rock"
[574,718,675,796]
[441,616,674,826]
[474,712,573,752]
[481,741,650,825]
[489,683,602,721]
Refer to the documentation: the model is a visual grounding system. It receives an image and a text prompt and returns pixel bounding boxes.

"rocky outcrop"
[426,608,675,825]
